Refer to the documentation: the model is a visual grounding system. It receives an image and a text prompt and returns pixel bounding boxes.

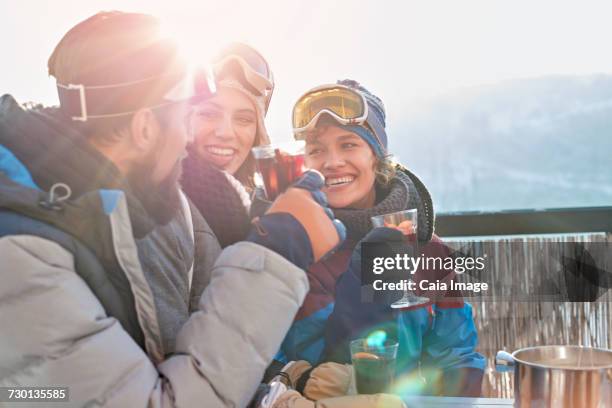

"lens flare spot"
[366,330,388,348]
[253,172,264,188]
[389,370,428,396]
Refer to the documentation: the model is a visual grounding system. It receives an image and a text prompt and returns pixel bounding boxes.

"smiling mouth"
[326,176,355,187]
[206,146,235,157]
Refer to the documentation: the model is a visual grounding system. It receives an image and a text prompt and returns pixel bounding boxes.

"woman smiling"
[181,43,273,247]
[304,126,378,209]
[190,87,260,177]
[278,79,485,397]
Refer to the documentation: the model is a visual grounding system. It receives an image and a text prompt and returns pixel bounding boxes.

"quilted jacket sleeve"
[0,236,308,408]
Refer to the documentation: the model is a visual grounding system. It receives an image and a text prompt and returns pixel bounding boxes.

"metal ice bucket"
[496,345,612,407]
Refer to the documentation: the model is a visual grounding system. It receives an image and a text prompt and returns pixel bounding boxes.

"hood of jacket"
[0,94,154,238]
[0,95,168,360]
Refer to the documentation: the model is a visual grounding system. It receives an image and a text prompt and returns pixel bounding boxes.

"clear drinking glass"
[252,141,305,200]
[350,338,399,394]
[371,209,429,308]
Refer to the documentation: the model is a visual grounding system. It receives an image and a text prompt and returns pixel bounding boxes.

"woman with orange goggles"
[277,79,485,398]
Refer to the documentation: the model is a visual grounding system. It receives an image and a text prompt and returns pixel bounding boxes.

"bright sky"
[3,0,612,140]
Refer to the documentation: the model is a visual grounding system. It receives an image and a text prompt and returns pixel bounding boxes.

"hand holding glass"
[371,209,429,308]
[252,141,306,200]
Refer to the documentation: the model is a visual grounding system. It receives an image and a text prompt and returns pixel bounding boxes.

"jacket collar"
[0,94,155,238]
[0,101,165,359]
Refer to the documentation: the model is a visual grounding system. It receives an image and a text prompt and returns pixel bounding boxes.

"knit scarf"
[181,149,252,248]
[332,166,434,244]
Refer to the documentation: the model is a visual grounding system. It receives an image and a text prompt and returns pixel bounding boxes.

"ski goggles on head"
[212,43,274,112]
[292,84,386,148]
[57,66,216,122]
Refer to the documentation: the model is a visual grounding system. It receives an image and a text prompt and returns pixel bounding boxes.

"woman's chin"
[202,154,239,175]
[218,162,238,175]
[328,195,355,209]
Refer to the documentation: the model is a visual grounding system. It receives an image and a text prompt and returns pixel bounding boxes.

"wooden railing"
[436,207,612,398]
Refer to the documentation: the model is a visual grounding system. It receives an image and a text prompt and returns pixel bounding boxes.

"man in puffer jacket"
[0,11,344,408]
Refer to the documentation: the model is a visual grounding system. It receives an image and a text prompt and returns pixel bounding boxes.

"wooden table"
[402,396,514,407]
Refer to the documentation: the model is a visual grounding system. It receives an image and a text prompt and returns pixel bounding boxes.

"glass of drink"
[371,209,429,308]
[350,338,398,394]
[252,141,306,200]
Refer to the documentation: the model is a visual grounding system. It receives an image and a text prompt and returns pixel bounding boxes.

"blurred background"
[2,0,612,212]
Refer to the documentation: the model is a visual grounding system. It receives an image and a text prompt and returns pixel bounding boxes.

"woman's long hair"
[232,132,261,191]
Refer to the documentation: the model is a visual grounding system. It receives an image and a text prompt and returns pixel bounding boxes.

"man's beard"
[128,145,183,226]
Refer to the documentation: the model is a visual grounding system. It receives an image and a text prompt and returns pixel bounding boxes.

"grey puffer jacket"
[0,96,309,407]
[0,94,220,357]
